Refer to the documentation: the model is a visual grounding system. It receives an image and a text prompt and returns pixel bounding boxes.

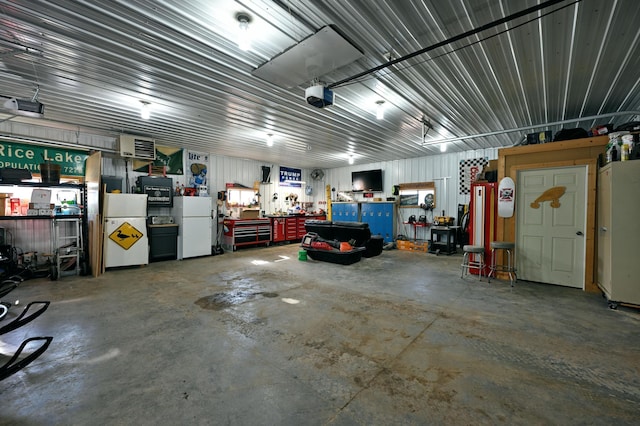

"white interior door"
[516,166,587,288]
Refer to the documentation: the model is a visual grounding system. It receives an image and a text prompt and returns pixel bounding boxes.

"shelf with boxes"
[0,182,84,218]
[0,182,86,279]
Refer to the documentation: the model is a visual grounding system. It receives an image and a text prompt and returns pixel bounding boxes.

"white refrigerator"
[103,193,149,268]
[173,196,212,259]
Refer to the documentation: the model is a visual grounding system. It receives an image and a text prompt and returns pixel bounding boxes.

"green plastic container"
[298,250,308,261]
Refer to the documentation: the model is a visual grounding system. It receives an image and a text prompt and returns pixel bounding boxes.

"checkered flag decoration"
[459,157,489,195]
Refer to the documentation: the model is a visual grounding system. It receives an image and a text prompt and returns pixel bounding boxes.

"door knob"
[576,231,584,236]
[600,227,607,232]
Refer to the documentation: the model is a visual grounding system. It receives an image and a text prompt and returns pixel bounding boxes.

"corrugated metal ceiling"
[1,0,638,169]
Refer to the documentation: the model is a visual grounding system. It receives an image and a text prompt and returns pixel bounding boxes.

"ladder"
[51,217,83,279]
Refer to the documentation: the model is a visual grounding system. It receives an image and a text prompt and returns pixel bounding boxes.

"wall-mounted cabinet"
[398,182,436,210]
[226,187,261,219]
[398,182,435,209]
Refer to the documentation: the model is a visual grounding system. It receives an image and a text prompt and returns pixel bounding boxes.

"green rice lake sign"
[0,140,88,177]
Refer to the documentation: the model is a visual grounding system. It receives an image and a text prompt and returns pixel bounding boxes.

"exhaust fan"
[310,169,325,180]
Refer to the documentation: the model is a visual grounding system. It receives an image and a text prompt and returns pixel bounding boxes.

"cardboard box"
[240,209,260,219]
[396,240,412,250]
[484,159,498,172]
[477,159,498,183]
[29,202,55,209]
[0,193,9,216]
[397,240,429,252]
[38,209,54,216]
[31,189,52,203]
[27,209,40,216]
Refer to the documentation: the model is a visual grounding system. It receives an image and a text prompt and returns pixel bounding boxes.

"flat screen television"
[352,169,383,192]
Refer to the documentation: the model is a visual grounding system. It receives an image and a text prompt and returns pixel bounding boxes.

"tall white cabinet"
[597,160,640,308]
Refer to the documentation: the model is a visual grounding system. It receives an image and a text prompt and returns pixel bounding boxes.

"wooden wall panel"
[497,136,608,292]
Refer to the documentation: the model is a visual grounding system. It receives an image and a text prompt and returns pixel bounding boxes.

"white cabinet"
[597,161,640,307]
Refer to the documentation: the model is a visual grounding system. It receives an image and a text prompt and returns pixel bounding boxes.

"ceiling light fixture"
[376,100,385,120]
[140,101,150,120]
[236,13,252,51]
[348,155,354,165]
[266,133,273,147]
[440,142,447,153]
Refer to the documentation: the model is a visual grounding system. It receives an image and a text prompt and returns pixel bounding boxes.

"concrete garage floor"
[1,244,639,425]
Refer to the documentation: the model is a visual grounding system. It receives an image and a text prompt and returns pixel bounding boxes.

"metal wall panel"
[1,0,637,170]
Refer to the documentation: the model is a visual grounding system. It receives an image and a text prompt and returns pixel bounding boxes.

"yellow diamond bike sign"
[109,222,144,250]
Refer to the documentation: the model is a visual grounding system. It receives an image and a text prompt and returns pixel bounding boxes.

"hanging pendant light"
[376,100,385,120]
[140,101,151,120]
[236,13,252,51]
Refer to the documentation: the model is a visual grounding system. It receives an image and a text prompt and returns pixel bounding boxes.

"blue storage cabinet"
[331,202,345,220]
[332,202,359,222]
[360,202,395,243]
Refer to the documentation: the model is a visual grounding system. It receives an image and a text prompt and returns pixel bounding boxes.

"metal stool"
[488,241,517,286]
[461,245,485,280]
